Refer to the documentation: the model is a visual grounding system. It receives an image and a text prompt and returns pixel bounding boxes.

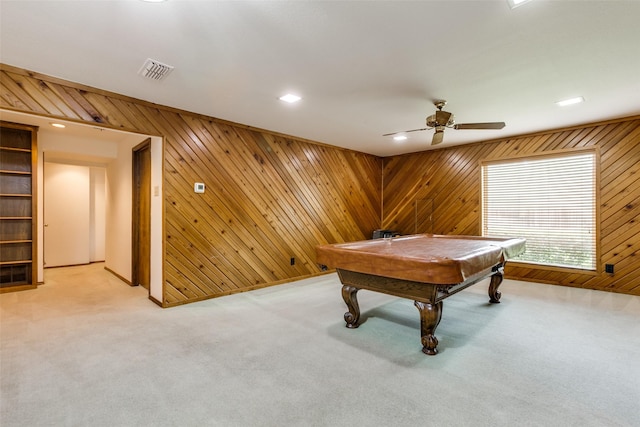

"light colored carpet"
[1,263,639,426]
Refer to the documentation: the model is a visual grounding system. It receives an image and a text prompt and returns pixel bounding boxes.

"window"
[481,150,596,270]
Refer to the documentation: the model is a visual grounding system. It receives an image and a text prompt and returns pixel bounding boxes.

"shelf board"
[0,216,33,220]
[0,146,31,153]
[0,284,36,293]
[0,260,32,266]
[0,194,32,197]
[0,169,32,175]
[0,240,32,244]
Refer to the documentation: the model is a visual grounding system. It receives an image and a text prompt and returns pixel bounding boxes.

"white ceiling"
[1,0,639,157]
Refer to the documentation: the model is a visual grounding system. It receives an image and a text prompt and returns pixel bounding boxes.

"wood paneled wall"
[0,64,382,306]
[3,63,638,300]
[383,118,640,296]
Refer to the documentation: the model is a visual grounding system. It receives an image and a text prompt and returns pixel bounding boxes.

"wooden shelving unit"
[0,122,38,292]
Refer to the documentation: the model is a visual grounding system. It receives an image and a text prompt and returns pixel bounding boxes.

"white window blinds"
[482,151,596,270]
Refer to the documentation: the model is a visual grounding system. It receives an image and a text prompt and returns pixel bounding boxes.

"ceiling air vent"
[138,58,174,81]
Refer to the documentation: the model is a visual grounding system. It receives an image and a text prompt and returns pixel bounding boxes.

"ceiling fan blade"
[382,127,429,137]
[453,122,505,130]
[432,128,444,145]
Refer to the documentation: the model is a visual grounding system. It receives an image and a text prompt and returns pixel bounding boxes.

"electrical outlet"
[605,264,614,274]
[290,257,295,266]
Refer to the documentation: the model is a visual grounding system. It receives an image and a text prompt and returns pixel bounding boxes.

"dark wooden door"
[132,139,151,289]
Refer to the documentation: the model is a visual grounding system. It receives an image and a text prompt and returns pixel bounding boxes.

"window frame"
[480,147,600,274]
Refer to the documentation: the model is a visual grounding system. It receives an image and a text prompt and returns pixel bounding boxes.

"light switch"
[194,182,205,193]
[153,186,160,196]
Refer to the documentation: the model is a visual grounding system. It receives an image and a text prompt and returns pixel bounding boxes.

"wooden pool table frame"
[316,234,525,355]
[337,264,504,355]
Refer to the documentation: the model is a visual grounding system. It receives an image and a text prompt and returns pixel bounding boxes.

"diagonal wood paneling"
[3,63,638,300]
[1,64,382,306]
[383,118,640,296]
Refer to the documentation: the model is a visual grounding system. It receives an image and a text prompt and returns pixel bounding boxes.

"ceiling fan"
[383,100,506,145]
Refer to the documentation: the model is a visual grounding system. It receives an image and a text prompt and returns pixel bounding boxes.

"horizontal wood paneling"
[383,118,640,295]
[1,64,382,306]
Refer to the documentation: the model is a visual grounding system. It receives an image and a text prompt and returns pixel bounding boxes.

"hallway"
[33,263,148,310]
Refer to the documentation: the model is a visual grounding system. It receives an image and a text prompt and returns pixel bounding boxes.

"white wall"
[90,167,106,262]
[150,137,163,302]
[40,131,118,159]
[105,140,135,281]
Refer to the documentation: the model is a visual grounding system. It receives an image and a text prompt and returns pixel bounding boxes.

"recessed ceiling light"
[556,96,585,107]
[393,135,407,142]
[279,94,301,103]
[50,123,66,128]
[508,0,532,9]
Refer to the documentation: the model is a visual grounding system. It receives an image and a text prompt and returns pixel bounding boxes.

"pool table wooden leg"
[488,267,504,303]
[341,285,360,328]
[414,300,443,355]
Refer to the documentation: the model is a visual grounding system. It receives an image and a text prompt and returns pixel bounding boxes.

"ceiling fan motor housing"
[427,110,455,128]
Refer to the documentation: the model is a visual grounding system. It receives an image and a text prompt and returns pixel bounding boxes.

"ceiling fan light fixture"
[508,0,532,9]
[556,96,585,107]
[279,94,301,103]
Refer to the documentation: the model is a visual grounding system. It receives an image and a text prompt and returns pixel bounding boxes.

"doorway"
[43,162,106,267]
[1,108,163,303]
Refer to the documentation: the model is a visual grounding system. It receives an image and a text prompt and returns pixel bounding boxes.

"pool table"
[316,234,526,355]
